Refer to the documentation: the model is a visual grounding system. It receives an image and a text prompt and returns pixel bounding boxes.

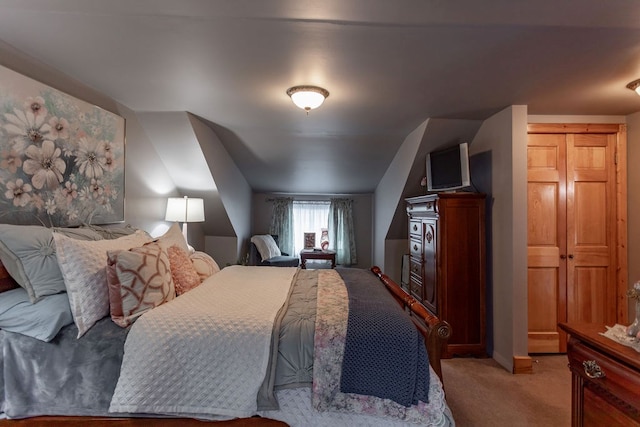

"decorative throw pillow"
[0,287,73,342]
[0,224,102,303]
[53,230,152,338]
[81,223,141,240]
[167,245,201,295]
[156,223,191,254]
[251,235,281,261]
[106,242,175,328]
[189,251,220,282]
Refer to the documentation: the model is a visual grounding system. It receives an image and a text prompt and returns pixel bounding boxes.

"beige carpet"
[441,355,571,427]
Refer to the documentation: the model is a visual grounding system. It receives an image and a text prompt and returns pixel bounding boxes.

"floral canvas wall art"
[0,65,125,226]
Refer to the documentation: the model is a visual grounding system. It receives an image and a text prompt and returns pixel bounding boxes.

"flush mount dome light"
[627,79,640,95]
[286,85,329,112]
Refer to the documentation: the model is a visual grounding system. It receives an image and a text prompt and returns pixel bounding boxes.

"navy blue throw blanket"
[337,268,430,407]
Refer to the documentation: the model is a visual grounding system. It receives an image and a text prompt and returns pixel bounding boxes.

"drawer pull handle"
[413,244,418,251]
[413,224,418,232]
[583,360,606,379]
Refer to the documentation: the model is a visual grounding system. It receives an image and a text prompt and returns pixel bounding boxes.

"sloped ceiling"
[0,1,639,194]
[135,112,236,236]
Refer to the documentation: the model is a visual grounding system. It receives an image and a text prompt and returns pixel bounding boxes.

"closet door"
[527,133,567,353]
[527,124,623,354]
[565,133,617,327]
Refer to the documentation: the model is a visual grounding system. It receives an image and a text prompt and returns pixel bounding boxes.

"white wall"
[628,113,640,318]
[470,105,528,372]
[205,236,241,268]
[189,114,252,260]
[374,120,429,271]
[0,40,179,236]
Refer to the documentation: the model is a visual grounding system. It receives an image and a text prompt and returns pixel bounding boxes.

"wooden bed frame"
[0,262,451,426]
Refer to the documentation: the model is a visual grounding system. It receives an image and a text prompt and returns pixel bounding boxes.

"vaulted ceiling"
[1,0,639,194]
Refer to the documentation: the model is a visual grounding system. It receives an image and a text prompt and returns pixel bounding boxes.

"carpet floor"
[441,355,571,427]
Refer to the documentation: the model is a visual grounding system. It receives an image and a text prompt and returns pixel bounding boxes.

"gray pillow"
[0,225,102,303]
[81,223,139,239]
[0,288,73,342]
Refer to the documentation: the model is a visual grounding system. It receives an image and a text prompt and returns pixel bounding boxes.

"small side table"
[300,249,336,269]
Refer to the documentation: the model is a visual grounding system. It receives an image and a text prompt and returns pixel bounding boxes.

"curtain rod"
[265,197,354,202]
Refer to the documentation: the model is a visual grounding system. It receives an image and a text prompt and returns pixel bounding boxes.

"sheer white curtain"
[292,201,330,255]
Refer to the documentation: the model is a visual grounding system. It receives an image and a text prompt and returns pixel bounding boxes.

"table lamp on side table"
[165,196,205,251]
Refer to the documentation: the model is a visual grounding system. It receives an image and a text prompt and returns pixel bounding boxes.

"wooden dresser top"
[559,322,640,371]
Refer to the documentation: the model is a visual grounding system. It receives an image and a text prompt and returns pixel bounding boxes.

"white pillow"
[53,230,152,338]
[250,235,281,261]
[189,251,220,281]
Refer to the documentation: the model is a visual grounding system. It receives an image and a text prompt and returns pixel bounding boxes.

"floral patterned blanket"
[312,269,436,424]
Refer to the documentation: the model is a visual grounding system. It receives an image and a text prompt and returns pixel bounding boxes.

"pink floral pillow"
[167,245,201,295]
[106,242,176,327]
[189,251,220,282]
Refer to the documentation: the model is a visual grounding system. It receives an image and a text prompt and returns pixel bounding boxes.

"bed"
[0,224,453,426]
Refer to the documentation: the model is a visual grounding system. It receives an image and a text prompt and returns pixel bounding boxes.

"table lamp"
[165,196,204,250]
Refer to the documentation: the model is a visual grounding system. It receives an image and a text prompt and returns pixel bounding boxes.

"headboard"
[0,259,19,293]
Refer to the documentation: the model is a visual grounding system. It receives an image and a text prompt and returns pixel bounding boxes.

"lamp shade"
[286,85,329,111]
[165,197,205,222]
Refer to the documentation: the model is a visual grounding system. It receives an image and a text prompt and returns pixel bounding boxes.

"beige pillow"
[167,245,201,295]
[106,242,175,327]
[189,251,220,282]
[157,223,190,254]
[53,230,152,337]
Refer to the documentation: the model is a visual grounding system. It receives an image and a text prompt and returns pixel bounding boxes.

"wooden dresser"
[406,193,486,358]
[559,323,640,426]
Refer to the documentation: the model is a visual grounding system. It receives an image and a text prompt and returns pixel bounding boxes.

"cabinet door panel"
[584,388,640,427]
[568,267,609,323]
[423,220,437,315]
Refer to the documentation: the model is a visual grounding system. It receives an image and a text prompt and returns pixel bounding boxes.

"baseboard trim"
[512,356,533,374]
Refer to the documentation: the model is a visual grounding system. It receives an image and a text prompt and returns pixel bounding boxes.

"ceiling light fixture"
[626,79,640,95]
[286,85,329,113]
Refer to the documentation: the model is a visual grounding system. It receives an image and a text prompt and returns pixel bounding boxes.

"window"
[292,200,330,254]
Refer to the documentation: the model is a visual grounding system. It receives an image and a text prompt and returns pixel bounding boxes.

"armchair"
[247,234,299,267]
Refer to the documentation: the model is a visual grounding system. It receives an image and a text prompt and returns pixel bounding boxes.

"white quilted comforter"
[109,265,297,419]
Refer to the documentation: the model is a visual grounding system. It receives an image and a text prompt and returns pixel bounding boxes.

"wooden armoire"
[406,193,486,358]
[527,123,628,354]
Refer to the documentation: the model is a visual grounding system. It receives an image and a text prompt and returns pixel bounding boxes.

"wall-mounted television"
[426,142,471,192]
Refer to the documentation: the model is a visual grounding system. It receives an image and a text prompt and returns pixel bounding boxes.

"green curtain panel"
[328,198,357,266]
[269,197,294,255]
